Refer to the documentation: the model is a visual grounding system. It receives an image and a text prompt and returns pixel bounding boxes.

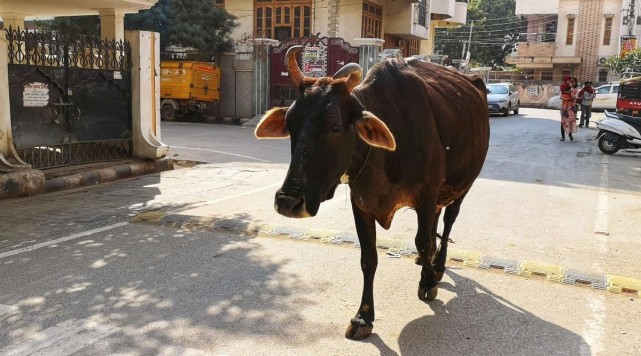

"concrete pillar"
[353,38,385,76]
[252,38,278,116]
[97,9,125,41]
[125,30,168,159]
[0,13,26,30]
[0,36,30,172]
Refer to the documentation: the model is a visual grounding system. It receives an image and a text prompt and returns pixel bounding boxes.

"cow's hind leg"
[415,208,441,266]
[432,192,468,281]
[345,198,377,340]
[415,200,440,302]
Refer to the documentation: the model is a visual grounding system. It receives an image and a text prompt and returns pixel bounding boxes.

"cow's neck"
[345,144,371,185]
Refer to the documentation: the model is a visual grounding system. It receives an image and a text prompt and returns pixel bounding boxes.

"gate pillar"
[353,38,384,77]
[252,38,278,117]
[0,36,30,172]
[126,30,168,159]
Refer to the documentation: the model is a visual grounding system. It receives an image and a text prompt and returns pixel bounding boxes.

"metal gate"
[270,35,359,107]
[5,29,132,169]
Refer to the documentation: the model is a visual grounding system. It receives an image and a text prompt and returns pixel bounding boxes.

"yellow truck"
[160,61,221,121]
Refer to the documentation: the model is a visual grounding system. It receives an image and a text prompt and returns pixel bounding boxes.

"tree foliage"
[126,0,238,56]
[33,16,100,39]
[32,0,237,57]
[434,0,526,68]
[605,49,641,76]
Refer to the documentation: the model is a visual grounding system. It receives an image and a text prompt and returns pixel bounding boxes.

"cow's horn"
[285,45,305,87]
[333,63,362,92]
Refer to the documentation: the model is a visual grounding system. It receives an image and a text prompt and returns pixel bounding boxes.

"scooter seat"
[614,113,641,133]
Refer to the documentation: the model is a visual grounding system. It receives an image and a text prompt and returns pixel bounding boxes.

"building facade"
[508,0,637,83]
[222,0,468,57]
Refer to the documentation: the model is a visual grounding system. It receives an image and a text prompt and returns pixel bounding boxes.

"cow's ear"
[255,107,289,139]
[356,111,396,151]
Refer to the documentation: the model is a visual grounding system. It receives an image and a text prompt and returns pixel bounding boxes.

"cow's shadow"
[397,269,590,356]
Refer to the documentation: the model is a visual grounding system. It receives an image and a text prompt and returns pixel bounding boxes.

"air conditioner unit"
[598,56,609,66]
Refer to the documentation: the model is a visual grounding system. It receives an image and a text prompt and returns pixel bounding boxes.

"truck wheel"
[598,135,620,154]
[161,104,176,121]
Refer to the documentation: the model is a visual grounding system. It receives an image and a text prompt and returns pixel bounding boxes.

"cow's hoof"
[345,317,373,340]
[418,285,438,302]
[435,270,445,282]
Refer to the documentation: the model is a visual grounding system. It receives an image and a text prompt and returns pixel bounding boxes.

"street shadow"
[397,270,590,356]
[0,212,331,354]
[481,109,640,193]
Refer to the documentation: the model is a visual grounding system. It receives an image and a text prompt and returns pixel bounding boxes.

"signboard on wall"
[23,82,49,107]
[621,35,638,57]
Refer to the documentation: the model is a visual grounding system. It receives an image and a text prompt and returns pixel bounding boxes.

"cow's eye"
[331,125,342,133]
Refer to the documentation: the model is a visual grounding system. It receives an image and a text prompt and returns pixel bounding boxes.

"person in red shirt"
[577,81,595,127]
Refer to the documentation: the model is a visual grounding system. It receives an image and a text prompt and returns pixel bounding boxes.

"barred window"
[362,2,382,38]
[566,18,574,45]
[603,17,613,46]
[255,0,311,40]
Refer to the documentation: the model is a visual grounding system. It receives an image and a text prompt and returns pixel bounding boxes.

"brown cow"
[255,46,490,340]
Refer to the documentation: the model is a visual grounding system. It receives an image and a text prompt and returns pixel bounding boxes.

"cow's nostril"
[292,196,305,213]
[275,193,307,217]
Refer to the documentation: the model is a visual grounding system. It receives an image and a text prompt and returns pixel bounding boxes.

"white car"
[547,83,619,110]
[486,83,520,116]
[592,83,619,110]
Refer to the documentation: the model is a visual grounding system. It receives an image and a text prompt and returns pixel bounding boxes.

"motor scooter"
[596,111,641,154]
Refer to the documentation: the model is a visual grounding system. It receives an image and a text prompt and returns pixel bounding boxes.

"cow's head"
[255,45,396,218]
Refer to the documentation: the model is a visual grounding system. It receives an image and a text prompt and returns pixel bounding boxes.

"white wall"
[515,0,560,16]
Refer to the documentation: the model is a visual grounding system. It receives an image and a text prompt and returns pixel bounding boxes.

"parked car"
[592,83,619,110]
[547,83,619,111]
[486,83,520,116]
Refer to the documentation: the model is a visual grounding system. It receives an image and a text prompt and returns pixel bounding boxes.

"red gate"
[270,34,359,107]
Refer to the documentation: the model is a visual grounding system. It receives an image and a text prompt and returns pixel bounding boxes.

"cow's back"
[352,59,489,205]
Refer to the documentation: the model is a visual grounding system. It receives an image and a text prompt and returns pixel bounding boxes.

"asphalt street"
[1,108,640,355]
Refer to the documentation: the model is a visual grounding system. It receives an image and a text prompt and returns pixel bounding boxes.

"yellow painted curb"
[606,275,641,296]
[448,248,481,267]
[131,211,167,223]
[304,229,339,241]
[517,261,565,282]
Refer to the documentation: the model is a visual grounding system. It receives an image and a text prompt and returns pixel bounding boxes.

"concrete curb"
[0,169,45,199]
[0,158,173,200]
[131,211,641,298]
[45,159,173,193]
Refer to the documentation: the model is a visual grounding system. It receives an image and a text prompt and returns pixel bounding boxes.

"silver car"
[487,83,520,116]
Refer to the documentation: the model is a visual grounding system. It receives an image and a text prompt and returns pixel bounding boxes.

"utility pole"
[628,0,636,36]
[461,21,474,61]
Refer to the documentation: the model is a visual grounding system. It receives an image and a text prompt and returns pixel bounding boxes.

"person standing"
[560,76,578,141]
[578,81,595,127]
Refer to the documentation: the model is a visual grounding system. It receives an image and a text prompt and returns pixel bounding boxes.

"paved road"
[1,108,640,355]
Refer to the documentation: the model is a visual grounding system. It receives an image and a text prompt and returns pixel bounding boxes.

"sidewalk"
[0,158,173,200]
[0,116,257,201]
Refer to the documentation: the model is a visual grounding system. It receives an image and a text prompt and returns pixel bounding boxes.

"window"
[541,72,553,80]
[544,20,557,42]
[417,0,427,27]
[566,18,575,45]
[362,2,382,38]
[599,70,608,82]
[255,0,311,40]
[603,17,613,45]
[597,86,611,94]
[613,84,619,93]
[212,0,224,8]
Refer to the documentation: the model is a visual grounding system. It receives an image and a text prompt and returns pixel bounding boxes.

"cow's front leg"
[415,200,439,302]
[432,194,467,281]
[345,198,377,340]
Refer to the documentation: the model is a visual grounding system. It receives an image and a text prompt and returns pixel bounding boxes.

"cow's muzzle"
[275,192,311,218]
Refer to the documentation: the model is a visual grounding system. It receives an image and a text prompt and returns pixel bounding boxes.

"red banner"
[621,36,638,57]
